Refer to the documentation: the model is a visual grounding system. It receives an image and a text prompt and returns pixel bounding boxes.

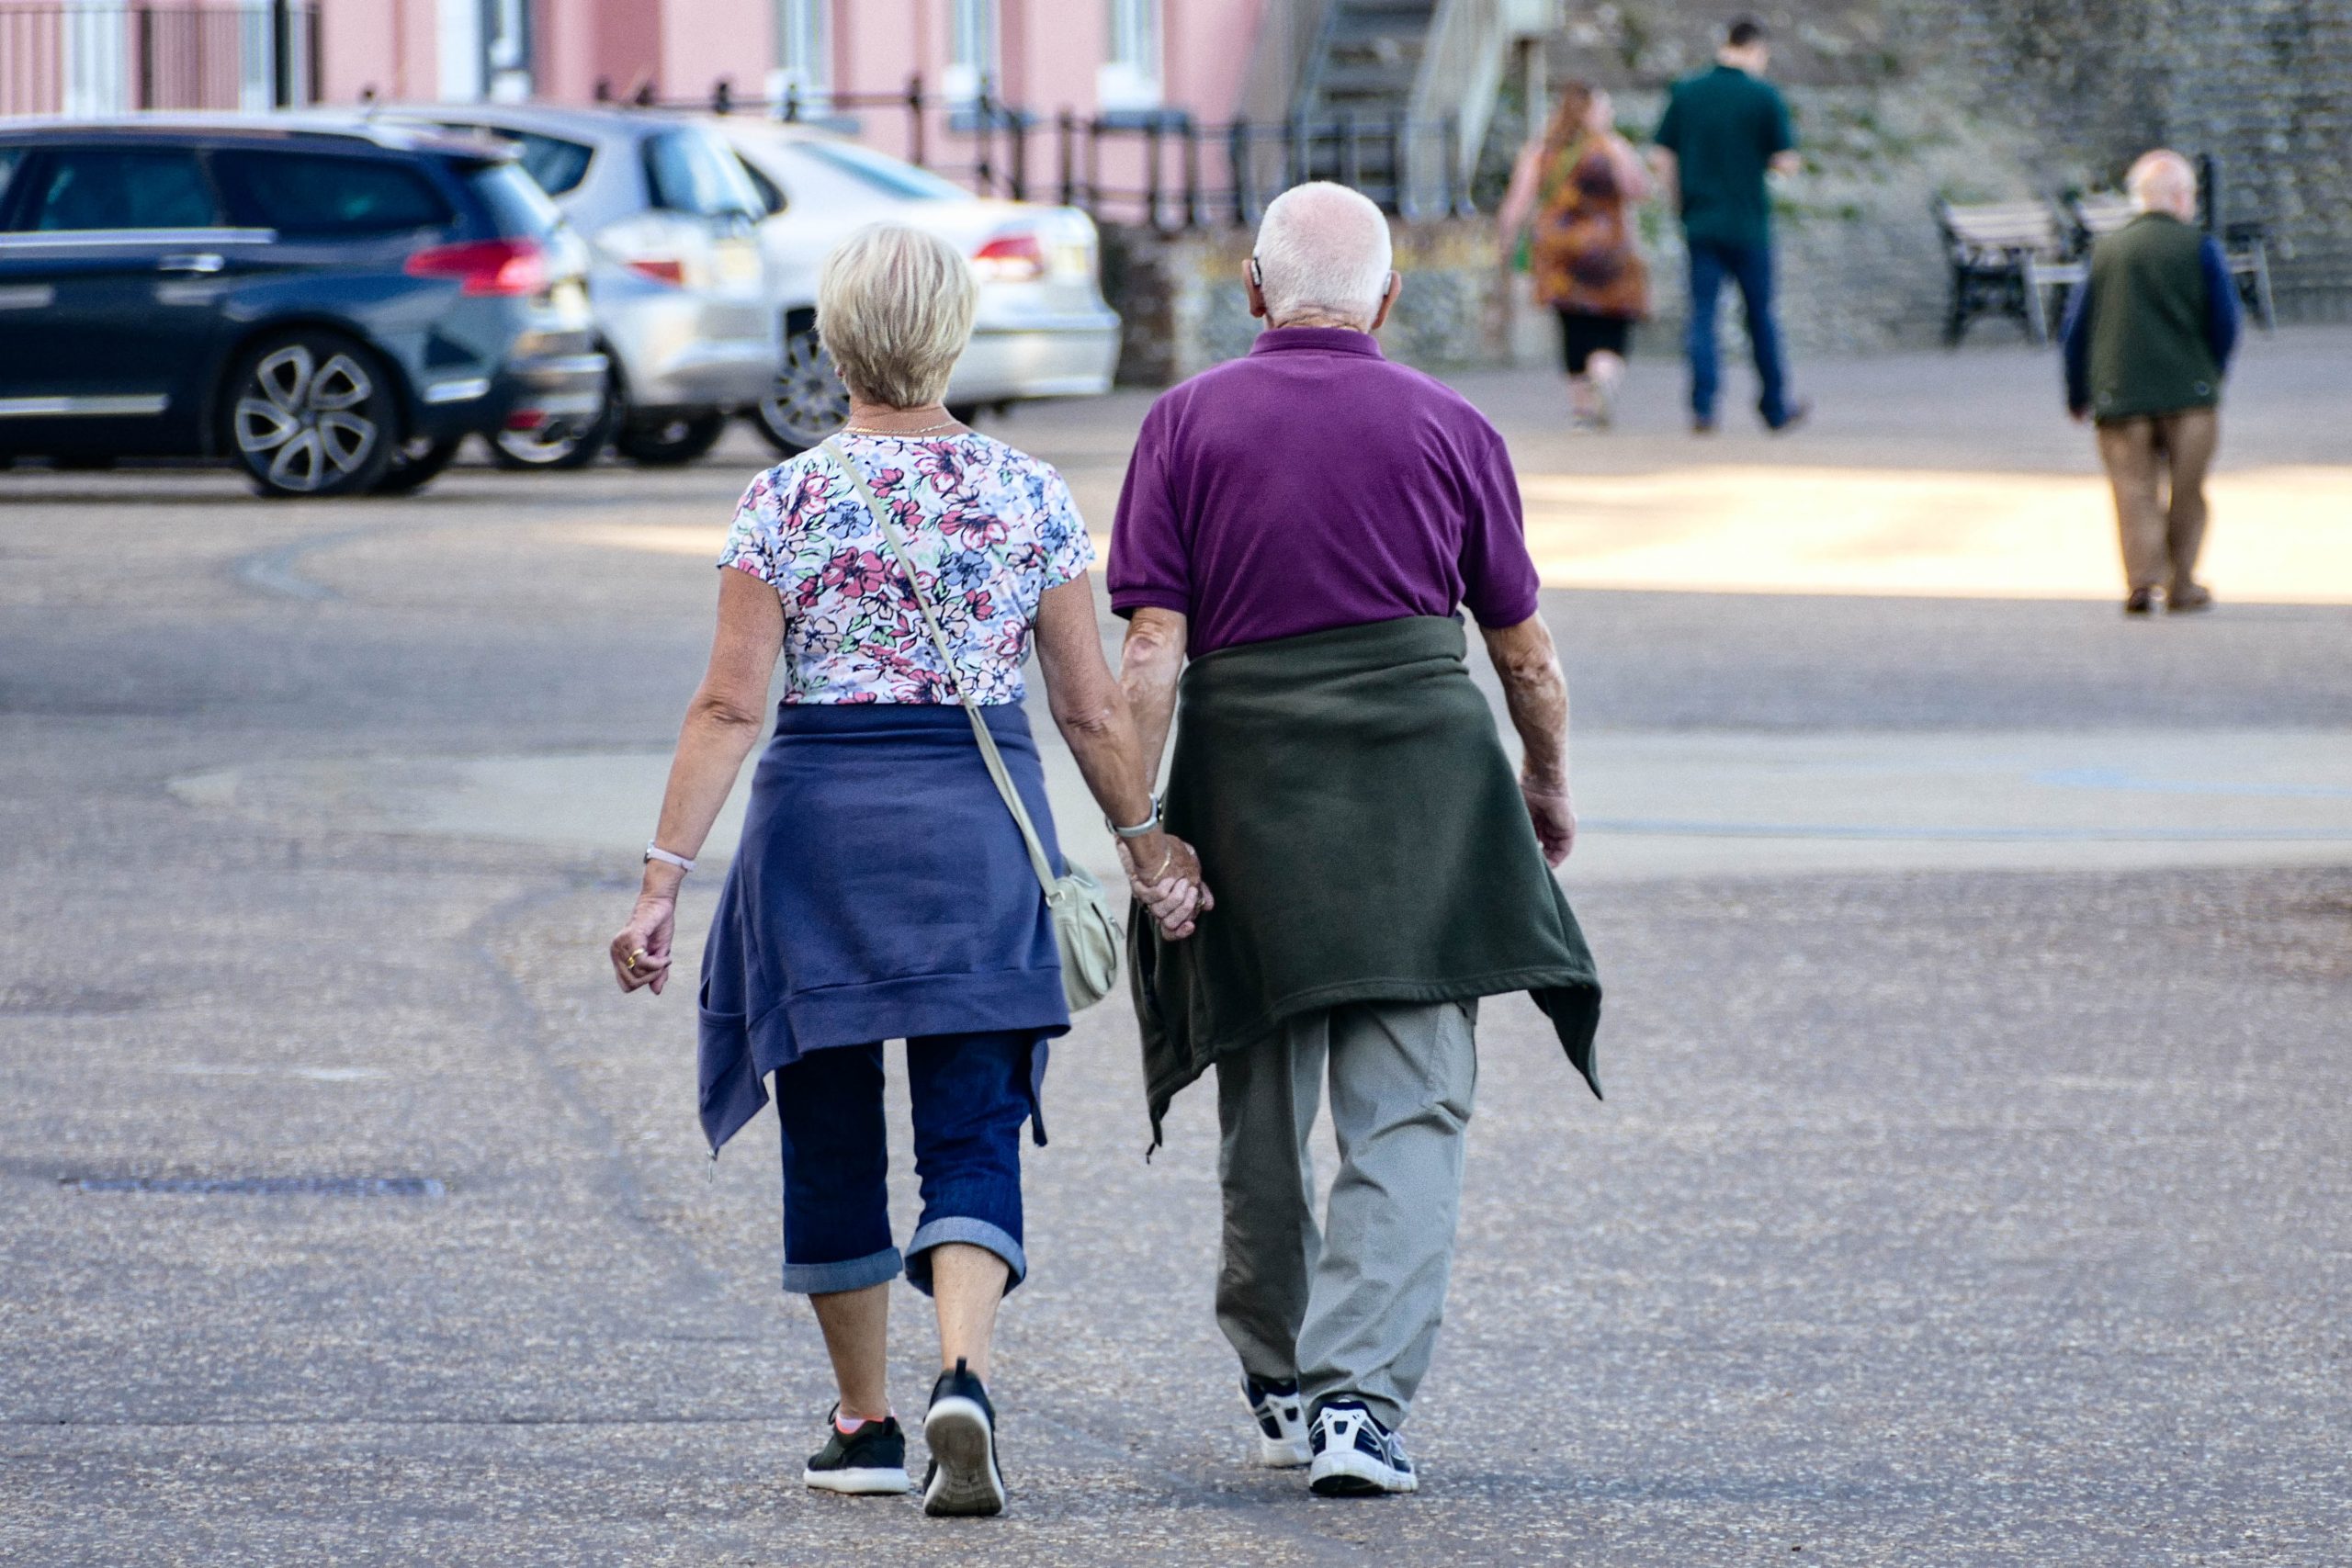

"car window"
[791,140,965,202]
[642,129,762,218]
[466,161,562,237]
[735,154,786,217]
[0,146,22,205]
[19,147,220,231]
[504,131,594,197]
[215,151,453,236]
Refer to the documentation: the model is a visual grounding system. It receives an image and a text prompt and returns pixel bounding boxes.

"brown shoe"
[2166,582,2213,614]
[2124,588,2157,615]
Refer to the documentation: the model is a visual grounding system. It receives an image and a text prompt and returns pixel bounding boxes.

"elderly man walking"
[1110,182,1602,1498]
[2062,149,2242,615]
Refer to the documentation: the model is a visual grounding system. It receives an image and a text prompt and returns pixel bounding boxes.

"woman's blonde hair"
[817,222,978,409]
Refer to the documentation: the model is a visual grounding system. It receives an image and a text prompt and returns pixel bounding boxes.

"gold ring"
[625,950,643,970]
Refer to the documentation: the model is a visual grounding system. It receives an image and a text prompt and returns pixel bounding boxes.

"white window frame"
[767,0,831,113]
[943,0,999,107]
[1099,0,1162,112]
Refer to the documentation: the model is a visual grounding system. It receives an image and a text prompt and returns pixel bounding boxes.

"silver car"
[713,120,1122,456]
[389,104,778,468]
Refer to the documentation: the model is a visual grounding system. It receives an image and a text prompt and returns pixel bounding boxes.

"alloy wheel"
[756,324,851,455]
[233,344,381,494]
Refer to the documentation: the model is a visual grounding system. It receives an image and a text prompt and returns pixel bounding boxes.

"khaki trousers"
[2095,408,2220,594]
[1213,999,1478,1431]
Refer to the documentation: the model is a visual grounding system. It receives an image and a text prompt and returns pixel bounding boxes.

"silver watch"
[1108,795,1162,840]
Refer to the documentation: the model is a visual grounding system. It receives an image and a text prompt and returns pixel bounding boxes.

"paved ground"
[3,333,2349,1565]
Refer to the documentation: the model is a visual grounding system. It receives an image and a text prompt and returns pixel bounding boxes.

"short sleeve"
[1455,422,1542,629]
[1653,88,1683,153]
[1106,398,1193,618]
[1766,87,1794,155]
[718,467,785,584]
[1036,466,1096,589]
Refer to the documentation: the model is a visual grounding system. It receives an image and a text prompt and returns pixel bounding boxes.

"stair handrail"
[1405,0,1510,216]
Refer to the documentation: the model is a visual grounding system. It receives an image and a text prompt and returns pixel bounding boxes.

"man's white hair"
[1253,182,1394,327]
[2127,149,2198,216]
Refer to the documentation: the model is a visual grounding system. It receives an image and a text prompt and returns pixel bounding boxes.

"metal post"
[270,0,292,107]
[975,81,995,195]
[1339,110,1358,189]
[1086,117,1102,216]
[135,4,154,110]
[1145,118,1164,231]
[1057,109,1078,209]
[907,73,926,167]
[1388,113,1408,216]
[594,77,612,102]
[783,83,800,122]
[1286,111,1305,188]
[306,2,321,104]
[1009,109,1028,203]
[1181,118,1201,231]
[1227,118,1251,226]
[712,77,732,115]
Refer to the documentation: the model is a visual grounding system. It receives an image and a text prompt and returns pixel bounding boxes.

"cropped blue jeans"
[773,1030,1043,1297]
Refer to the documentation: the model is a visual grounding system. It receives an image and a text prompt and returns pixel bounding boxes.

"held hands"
[1118,830,1214,941]
[609,890,677,994]
[1521,771,1578,867]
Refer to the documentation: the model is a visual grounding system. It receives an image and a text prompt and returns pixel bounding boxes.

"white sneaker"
[1308,1401,1417,1496]
[1243,1375,1310,1468]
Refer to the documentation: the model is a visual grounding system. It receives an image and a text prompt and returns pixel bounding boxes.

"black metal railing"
[0,2,322,118]
[616,74,1480,231]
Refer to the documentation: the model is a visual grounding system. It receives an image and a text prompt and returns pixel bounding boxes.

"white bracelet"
[644,843,696,874]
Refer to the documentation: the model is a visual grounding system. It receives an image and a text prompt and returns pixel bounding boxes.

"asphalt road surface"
[4,335,2348,1565]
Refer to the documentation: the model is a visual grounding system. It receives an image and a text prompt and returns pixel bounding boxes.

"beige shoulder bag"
[820,438,1122,1012]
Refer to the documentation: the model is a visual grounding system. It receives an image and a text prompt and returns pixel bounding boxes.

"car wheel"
[491,388,617,471]
[615,410,728,467]
[754,319,850,457]
[227,330,398,498]
[372,434,462,496]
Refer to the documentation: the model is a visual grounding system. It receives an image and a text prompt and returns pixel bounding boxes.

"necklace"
[841,416,960,436]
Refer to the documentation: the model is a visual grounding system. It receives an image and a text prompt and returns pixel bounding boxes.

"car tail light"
[971,230,1046,284]
[622,256,689,286]
[404,238,548,297]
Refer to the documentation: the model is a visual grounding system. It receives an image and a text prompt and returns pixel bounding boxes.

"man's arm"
[2199,235,2242,373]
[2060,275,2095,418]
[1481,613,1576,866]
[1119,607,1188,790]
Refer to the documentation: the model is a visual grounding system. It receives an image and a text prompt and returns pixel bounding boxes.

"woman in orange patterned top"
[1499,82,1654,431]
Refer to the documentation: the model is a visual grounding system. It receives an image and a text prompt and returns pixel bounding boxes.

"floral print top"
[718,432,1095,705]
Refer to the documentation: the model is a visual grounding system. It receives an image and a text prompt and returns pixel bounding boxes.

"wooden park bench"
[1935,198,2072,344]
[2037,188,2278,338]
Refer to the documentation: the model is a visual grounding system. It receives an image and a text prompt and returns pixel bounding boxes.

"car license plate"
[715,238,762,287]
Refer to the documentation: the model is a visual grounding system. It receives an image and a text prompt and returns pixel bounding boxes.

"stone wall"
[1097,1,2352,384]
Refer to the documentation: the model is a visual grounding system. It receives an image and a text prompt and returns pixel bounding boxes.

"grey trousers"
[1213,998,1478,1431]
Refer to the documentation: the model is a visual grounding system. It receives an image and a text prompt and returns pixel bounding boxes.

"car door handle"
[158,253,225,275]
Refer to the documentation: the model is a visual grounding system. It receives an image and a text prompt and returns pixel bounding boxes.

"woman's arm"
[1033,576,1208,938]
[1603,133,1654,202]
[1496,143,1542,253]
[609,568,785,993]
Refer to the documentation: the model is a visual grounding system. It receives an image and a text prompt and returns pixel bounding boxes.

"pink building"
[311,1,1267,130]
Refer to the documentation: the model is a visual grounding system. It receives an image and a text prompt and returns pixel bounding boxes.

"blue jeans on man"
[1685,238,1791,428]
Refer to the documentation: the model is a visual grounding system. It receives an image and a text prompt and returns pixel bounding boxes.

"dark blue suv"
[0,118,607,496]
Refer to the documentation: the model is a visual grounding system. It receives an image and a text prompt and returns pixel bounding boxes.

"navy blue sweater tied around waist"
[697,701,1070,1155]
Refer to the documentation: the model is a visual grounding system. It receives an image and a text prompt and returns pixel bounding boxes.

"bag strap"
[820,438,1062,901]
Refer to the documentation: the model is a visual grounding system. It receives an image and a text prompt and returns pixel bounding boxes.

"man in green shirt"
[1652,16,1806,433]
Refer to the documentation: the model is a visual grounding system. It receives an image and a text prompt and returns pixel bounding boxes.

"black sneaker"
[922,1359,1007,1517]
[1307,1400,1417,1496]
[1243,1373,1310,1468]
[802,1405,910,1495]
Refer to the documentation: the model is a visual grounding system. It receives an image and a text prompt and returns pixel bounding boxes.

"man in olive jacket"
[2062,149,2243,615]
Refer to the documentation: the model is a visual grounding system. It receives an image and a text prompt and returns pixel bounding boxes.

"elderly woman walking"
[608,223,1205,1517]
[1498,81,1654,431]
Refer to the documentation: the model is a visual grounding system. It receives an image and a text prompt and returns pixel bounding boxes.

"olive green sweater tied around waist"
[1130,615,1603,1145]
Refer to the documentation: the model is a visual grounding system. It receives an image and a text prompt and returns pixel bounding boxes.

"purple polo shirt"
[1107,326,1541,653]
